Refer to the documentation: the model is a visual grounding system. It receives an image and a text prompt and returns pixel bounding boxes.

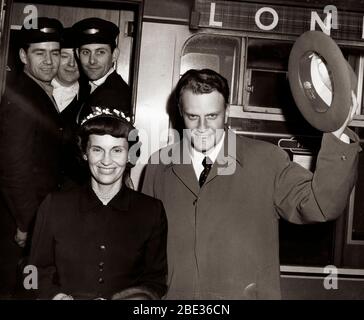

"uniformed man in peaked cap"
[72,17,132,121]
[51,27,91,187]
[0,17,64,298]
[52,27,81,113]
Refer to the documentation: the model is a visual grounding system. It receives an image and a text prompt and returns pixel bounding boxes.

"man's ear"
[112,47,120,64]
[19,48,28,65]
[224,105,230,124]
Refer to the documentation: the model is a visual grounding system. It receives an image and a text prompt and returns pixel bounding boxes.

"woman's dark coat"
[29,184,168,299]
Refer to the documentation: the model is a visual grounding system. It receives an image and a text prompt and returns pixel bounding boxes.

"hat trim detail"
[80,107,131,126]
[83,28,100,35]
[40,27,57,33]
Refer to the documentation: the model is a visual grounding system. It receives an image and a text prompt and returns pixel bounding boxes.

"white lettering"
[323,265,338,290]
[310,11,332,35]
[255,7,279,31]
[133,304,167,317]
[324,5,338,29]
[209,2,223,27]
[23,5,38,29]
[23,265,38,290]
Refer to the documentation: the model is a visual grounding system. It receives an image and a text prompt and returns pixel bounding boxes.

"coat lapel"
[205,130,243,186]
[172,164,199,197]
[169,140,200,197]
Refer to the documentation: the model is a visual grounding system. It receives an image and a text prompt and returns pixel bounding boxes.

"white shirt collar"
[89,67,114,93]
[51,78,79,112]
[190,132,225,179]
[51,77,79,90]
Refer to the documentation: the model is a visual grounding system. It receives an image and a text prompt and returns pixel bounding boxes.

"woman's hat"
[78,106,140,166]
[79,106,131,126]
[288,31,357,132]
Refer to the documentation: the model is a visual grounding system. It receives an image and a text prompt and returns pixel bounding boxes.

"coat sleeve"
[141,150,164,199]
[0,91,39,232]
[141,163,157,197]
[28,194,61,299]
[136,199,168,299]
[273,129,361,224]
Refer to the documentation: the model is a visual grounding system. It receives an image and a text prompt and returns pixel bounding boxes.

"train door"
[1,0,143,117]
[0,0,11,95]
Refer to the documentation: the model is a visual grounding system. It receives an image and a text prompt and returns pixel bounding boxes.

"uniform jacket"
[29,184,168,300]
[58,80,89,186]
[80,70,131,120]
[0,72,63,232]
[142,129,360,299]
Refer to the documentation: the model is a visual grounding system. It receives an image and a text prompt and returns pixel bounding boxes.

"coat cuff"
[323,128,361,155]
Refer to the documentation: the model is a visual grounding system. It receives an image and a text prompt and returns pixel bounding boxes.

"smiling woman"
[28,106,168,300]
[79,114,134,201]
[87,134,129,196]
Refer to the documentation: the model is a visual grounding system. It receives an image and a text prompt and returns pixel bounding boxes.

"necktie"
[199,157,213,187]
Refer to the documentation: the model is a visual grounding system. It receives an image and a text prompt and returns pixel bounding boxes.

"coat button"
[99,262,104,271]
[100,245,106,250]
[98,277,104,284]
[341,155,347,161]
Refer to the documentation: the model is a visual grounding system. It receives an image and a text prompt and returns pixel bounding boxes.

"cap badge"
[83,28,99,35]
[40,27,56,33]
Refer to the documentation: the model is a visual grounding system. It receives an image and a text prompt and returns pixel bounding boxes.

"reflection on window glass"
[247,39,292,70]
[245,39,295,112]
[249,70,291,109]
[181,34,240,104]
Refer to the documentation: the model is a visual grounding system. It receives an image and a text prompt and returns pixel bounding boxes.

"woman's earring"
[83,154,88,161]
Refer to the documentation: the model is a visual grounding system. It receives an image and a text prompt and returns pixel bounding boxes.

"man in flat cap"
[0,17,64,298]
[72,17,132,120]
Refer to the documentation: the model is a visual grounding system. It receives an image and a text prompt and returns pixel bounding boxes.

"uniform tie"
[199,157,213,187]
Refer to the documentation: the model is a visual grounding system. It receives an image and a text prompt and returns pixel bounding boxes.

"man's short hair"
[175,69,230,108]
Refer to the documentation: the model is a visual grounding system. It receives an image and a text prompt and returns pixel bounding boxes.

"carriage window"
[244,39,296,113]
[181,34,240,105]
